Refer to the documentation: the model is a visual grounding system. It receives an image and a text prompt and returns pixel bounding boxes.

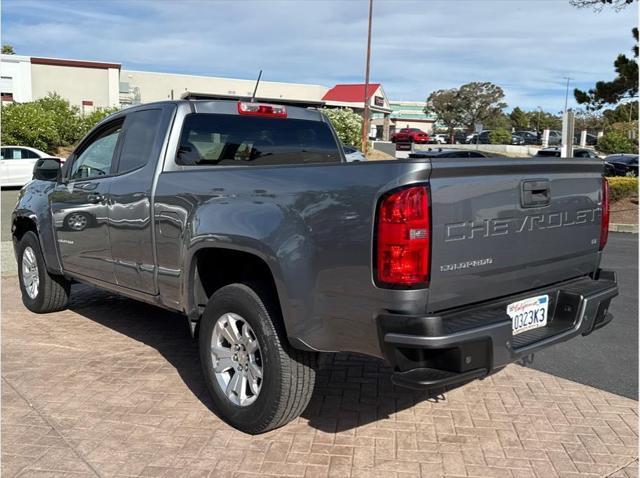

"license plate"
[507,295,549,336]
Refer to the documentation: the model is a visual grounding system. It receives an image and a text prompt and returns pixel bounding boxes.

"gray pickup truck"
[12,100,618,434]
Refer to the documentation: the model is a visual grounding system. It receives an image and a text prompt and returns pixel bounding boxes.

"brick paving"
[1,277,638,478]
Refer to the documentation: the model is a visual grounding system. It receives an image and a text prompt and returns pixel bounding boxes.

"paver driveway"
[1,278,638,478]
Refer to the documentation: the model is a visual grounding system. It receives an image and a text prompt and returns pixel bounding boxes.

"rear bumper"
[379,270,618,391]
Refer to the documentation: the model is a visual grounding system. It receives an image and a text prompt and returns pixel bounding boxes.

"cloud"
[2,0,636,110]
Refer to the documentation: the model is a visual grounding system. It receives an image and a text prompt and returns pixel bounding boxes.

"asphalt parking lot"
[528,232,638,400]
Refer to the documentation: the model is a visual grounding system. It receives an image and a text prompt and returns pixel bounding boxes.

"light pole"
[536,106,542,133]
[361,0,373,154]
[563,76,573,113]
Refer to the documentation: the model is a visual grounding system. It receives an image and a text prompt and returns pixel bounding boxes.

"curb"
[609,223,638,233]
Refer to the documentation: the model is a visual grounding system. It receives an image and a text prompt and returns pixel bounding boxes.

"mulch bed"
[610,196,638,225]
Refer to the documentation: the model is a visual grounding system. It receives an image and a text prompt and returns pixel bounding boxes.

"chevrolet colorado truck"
[13,100,618,434]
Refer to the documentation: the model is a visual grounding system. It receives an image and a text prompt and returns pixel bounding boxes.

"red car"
[391,128,430,144]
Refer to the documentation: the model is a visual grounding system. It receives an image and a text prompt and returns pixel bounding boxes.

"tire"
[17,231,70,313]
[199,283,316,434]
[64,212,91,231]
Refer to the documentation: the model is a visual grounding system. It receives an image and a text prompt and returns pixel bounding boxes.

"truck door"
[50,118,124,281]
[108,106,172,294]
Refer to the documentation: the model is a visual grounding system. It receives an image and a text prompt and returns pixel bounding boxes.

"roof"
[322,83,380,103]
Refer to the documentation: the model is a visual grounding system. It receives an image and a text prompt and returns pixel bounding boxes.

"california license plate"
[507,295,549,336]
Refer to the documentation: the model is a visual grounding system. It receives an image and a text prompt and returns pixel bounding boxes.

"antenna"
[251,70,262,102]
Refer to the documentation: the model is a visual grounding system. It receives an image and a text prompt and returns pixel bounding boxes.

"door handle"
[521,180,550,208]
[87,193,106,204]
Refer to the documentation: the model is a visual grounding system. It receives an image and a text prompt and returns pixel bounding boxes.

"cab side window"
[117,109,163,174]
[70,120,123,180]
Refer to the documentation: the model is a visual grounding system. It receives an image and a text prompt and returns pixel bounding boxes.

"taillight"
[600,177,610,250]
[237,101,287,118]
[376,186,431,287]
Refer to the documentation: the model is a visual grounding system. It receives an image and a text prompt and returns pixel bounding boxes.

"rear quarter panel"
[154,160,431,357]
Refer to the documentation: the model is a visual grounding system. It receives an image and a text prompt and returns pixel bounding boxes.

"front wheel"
[17,231,70,313]
[199,283,316,434]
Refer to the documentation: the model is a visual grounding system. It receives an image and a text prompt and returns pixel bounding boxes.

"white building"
[0,54,393,139]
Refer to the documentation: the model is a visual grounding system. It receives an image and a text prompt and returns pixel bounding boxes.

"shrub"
[608,177,638,202]
[1,102,61,153]
[597,130,638,155]
[319,107,362,147]
[0,93,120,154]
[489,127,512,144]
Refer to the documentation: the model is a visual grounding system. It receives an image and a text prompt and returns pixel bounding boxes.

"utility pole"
[361,0,373,154]
[563,76,573,113]
[536,106,542,133]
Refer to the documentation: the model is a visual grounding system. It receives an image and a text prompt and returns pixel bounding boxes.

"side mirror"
[33,158,61,182]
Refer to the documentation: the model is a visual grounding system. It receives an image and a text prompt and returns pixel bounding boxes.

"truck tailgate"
[427,157,605,312]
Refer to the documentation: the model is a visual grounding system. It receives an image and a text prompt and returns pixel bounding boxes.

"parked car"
[511,134,525,145]
[573,132,598,146]
[547,130,562,145]
[342,145,366,162]
[453,131,468,144]
[13,99,618,434]
[514,131,540,145]
[431,133,448,144]
[409,148,488,159]
[0,146,63,187]
[605,154,638,177]
[534,147,600,159]
[391,127,430,144]
[603,161,617,177]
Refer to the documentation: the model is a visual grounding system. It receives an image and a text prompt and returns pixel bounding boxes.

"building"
[0,54,393,140]
[1,55,120,113]
[322,84,392,140]
[388,101,438,134]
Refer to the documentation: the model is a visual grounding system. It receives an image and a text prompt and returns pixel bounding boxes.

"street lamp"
[536,106,543,133]
[361,0,374,154]
[563,76,573,113]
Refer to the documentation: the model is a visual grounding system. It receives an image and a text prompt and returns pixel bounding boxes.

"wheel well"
[192,248,284,330]
[12,217,37,242]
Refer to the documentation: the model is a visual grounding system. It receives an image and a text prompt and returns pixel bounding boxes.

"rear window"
[177,113,340,166]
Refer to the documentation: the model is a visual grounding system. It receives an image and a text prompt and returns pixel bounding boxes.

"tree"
[489,128,512,145]
[1,93,120,154]
[526,109,562,132]
[574,28,638,110]
[320,108,362,147]
[509,107,529,130]
[602,101,638,123]
[569,0,636,10]
[1,44,15,54]
[456,82,507,130]
[425,89,464,142]
[597,130,638,154]
[425,82,507,141]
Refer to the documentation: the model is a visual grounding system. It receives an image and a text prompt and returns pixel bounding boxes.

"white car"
[343,145,366,162]
[0,146,62,187]
[433,134,447,144]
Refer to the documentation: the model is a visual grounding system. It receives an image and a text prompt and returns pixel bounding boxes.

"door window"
[117,109,163,173]
[70,121,123,180]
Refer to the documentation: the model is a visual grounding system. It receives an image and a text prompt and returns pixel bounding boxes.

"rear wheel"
[199,283,316,434]
[17,231,70,313]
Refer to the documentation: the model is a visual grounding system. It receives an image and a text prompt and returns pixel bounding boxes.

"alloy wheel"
[210,312,263,406]
[21,246,39,299]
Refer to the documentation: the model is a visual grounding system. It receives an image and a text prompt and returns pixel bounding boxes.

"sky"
[1,0,637,112]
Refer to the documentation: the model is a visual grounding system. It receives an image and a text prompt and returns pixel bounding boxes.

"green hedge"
[608,177,638,202]
[1,93,118,154]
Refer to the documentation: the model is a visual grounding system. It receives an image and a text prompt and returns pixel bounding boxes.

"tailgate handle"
[521,180,550,207]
